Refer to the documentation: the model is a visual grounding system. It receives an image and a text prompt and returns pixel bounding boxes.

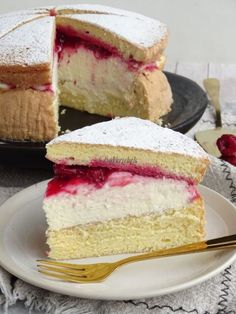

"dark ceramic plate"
[0,72,208,169]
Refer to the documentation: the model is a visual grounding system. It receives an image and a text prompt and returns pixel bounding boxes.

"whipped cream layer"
[0,82,54,92]
[56,26,161,108]
[58,45,136,107]
[44,166,199,230]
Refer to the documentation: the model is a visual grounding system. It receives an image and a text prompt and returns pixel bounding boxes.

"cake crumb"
[155,118,163,126]
[60,129,71,135]
[163,122,171,128]
[61,108,67,115]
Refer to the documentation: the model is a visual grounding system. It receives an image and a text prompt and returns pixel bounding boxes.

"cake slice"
[44,117,210,259]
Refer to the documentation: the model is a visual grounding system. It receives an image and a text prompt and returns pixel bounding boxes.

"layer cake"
[0,5,172,141]
[43,117,210,259]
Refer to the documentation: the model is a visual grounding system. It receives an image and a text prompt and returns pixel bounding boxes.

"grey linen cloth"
[0,102,236,314]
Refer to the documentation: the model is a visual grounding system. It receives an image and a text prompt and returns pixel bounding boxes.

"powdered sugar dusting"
[0,4,166,69]
[0,14,42,39]
[65,13,167,48]
[56,4,148,18]
[48,117,209,159]
[0,8,49,17]
[0,16,54,67]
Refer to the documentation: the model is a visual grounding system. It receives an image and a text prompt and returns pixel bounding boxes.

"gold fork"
[38,234,236,283]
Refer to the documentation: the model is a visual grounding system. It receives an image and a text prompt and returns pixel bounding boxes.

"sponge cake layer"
[47,198,205,259]
[46,118,210,183]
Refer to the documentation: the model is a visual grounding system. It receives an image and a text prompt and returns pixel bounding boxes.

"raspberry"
[216,134,236,157]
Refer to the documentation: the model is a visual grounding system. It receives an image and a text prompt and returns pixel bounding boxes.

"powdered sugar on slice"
[48,117,209,159]
[65,13,167,48]
[0,16,54,67]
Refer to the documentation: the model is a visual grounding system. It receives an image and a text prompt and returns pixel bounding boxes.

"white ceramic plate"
[0,181,236,300]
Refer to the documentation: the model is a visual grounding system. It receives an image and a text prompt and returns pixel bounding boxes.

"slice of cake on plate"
[0,4,172,141]
[43,117,210,259]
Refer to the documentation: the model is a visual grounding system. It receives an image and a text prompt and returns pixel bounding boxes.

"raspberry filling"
[90,159,195,184]
[56,25,158,72]
[46,164,199,201]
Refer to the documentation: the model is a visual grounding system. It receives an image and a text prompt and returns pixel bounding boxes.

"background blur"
[0,0,235,64]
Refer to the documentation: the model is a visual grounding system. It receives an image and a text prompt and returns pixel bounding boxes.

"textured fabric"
[0,82,236,313]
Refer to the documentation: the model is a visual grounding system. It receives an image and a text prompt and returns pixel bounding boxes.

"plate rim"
[0,181,235,300]
[164,71,208,132]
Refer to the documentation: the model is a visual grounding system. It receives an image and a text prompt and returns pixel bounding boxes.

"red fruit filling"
[49,8,57,16]
[45,164,199,198]
[55,25,158,72]
[46,165,115,196]
[90,159,195,184]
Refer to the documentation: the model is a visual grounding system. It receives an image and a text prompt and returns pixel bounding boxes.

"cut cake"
[0,5,172,141]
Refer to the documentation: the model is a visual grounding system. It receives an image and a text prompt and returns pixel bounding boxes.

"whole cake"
[0,5,172,141]
[43,117,210,259]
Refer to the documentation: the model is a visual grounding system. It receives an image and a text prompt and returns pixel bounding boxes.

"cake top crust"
[0,4,167,73]
[0,16,54,69]
[48,117,209,160]
[56,4,144,16]
[0,14,41,39]
[65,13,167,49]
[0,8,50,17]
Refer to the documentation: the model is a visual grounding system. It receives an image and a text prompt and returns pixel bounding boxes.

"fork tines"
[37,260,89,283]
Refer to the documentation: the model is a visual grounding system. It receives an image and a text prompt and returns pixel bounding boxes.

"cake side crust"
[0,69,53,88]
[0,89,59,141]
[133,70,173,121]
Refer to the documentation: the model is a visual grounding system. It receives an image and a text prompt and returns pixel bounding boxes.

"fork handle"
[116,234,236,267]
[203,78,222,128]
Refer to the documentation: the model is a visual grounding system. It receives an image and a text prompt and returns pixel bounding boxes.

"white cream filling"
[0,82,12,90]
[0,82,54,92]
[43,177,192,230]
[58,46,136,107]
